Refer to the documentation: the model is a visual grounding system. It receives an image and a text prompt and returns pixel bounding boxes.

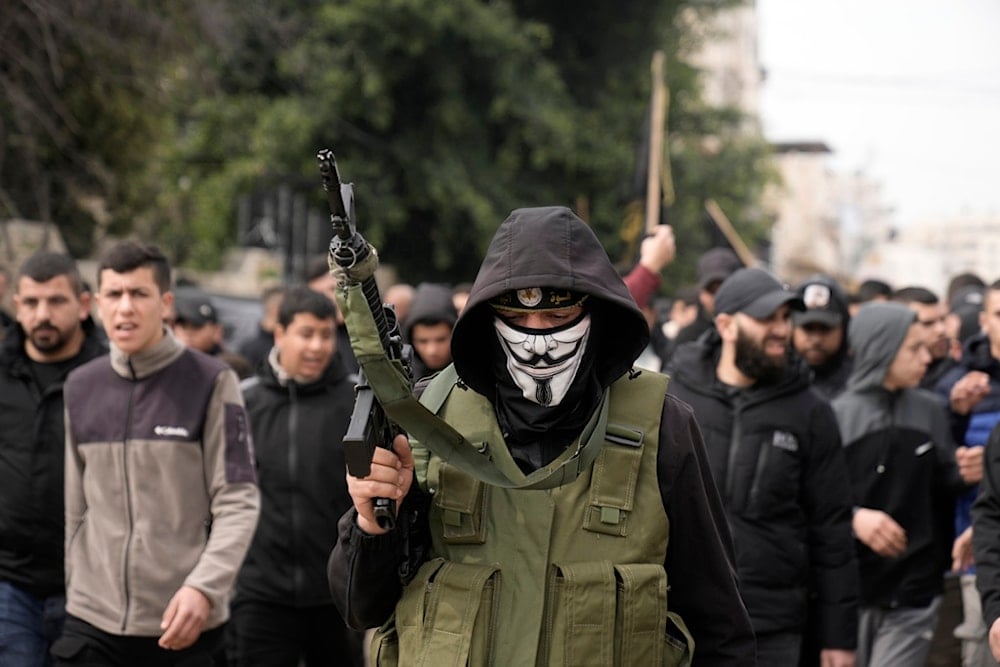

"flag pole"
[704,198,758,267]
[645,51,667,234]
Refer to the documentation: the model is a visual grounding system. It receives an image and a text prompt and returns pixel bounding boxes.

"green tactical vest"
[370,369,694,667]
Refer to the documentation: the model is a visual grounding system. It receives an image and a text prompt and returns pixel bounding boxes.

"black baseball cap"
[714,268,805,319]
[173,289,219,326]
[793,275,848,328]
[697,248,743,291]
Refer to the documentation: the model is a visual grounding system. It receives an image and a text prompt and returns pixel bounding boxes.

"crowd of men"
[5,219,1000,666]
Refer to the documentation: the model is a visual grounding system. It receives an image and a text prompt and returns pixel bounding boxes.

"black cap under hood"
[451,206,649,398]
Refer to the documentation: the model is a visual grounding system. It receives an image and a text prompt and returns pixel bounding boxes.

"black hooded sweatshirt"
[401,282,456,381]
[667,328,859,650]
[328,206,755,665]
[832,303,961,609]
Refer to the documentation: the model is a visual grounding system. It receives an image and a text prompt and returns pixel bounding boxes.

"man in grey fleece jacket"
[832,302,964,667]
[55,242,260,666]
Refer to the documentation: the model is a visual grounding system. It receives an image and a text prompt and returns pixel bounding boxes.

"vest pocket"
[433,463,488,544]
[542,561,692,666]
[583,440,643,537]
[370,618,399,666]
[390,557,500,666]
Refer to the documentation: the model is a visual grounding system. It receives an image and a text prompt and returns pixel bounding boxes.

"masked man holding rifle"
[326,198,754,666]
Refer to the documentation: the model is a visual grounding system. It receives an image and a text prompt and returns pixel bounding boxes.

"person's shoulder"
[240,374,262,395]
[663,390,695,421]
[903,387,953,423]
[66,353,111,386]
[178,346,231,377]
[659,391,701,451]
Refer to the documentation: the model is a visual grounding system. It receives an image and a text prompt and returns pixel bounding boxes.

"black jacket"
[668,330,858,648]
[835,303,961,608]
[0,322,106,596]
[237,352,356,606]
[328,207,755,665]
[973,424,1000,627]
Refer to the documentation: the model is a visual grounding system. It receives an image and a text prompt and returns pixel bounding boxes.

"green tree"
[0,1,194,256]
[2,0,776,290]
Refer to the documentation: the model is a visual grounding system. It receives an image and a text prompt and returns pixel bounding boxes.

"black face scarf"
[489,319,604,472]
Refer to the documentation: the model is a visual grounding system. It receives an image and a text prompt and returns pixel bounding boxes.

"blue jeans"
[0,581,66,667]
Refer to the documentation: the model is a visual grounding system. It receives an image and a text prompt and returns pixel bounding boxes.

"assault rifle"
[317,148,409,530]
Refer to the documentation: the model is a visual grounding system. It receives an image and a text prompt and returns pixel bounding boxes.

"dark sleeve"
[658,395,757,666]
[935,365,972,446]
[927,393,967,493]
[801,400,859,650]
[328,485,430,630]
[972,424,1000,627]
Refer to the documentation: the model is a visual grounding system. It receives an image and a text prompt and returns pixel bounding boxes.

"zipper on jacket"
[121,359,138,632]
[748,432,771,507]
[288,383,305,602]
[725,403,743,506]
[875,392,898,476]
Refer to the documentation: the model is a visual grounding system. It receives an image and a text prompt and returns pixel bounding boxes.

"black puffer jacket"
[668,330,859,649]
[0,322,106,596]
[236,351,356,605]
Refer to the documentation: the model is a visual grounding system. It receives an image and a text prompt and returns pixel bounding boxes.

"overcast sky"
[756,0,1000,225]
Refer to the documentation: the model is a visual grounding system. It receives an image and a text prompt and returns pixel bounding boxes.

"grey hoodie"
[832,302,960,607]
[844,301,913,393]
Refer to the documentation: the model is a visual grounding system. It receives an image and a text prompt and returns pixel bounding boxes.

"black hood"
[403,282,457,342]
[452,206,649,398]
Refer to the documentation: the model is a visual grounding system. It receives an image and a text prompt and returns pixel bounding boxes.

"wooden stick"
[704,199,758,267]
[645,51,667,234]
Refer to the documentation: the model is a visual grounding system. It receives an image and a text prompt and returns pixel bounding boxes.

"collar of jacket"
[109,327,186,380]
[261,344,348,392]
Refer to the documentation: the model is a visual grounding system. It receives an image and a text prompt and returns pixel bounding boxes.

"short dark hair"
[948,272,986,302]
[851,278,892,304]
[305,256,331,283]
[98,241,171,294]
[673,285,699,306]
[261,285,285,306]
[892,286,939,306]
[277,286,337,327]
[17,252,84,295]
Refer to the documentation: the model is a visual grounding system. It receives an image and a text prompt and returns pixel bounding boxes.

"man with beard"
[668,267,858,666]
[793,274,853,400]
[0,252,106,665]
[328,206,754,666]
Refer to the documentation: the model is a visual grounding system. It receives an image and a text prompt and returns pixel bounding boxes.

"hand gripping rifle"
[317,149,409,530]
